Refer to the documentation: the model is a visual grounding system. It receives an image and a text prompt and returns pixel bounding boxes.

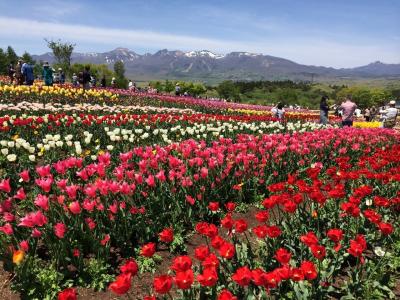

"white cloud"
[0,16,398,68]
[33,0,83,18]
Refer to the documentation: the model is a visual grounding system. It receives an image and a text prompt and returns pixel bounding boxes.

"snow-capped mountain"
[32,48,400,83]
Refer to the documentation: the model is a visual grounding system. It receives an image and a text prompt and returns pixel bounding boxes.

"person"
[90,75,96,87]
[72,73,78,87]
[78,72,84,86]
[101,75,106,88]
[21,61,34,86]
[370,106,377,121]
[82,66,91,90]
[380,100,398,128]
[8,64,15,84]
[175,83,181,96]
[319,96,329,125]
[128,80,133,89]
[111,77,116,88]
[42,62,53,86]
[364,108,371,122]
[339,97,357,127]
[53,70,60,84]
[14,60,23,85]
[271,102,285,120]
[59,69,65,84]
[355,107,361,118]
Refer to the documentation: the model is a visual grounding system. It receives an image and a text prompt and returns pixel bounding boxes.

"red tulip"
[170,255,192,272]
[153,274,173,294]
[141,242,156,257]
[109,273,132,295]
[197,267,218,287]
[275,248,291,265]
[58,288,77,300]
[218,289,238,300]
[120,259,138,276]
[174,269,194,289]
[232,266,252,286]
[159,228,174,243]
[194,245,209,261]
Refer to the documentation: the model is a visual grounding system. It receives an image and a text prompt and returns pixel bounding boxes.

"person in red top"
[340,97,357,127]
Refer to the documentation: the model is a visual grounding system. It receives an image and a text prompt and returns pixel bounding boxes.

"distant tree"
[277,88,297,104]
[6,46,18,66]
[190,83,207,96]
[45,39,75,74]
[31,60,44,79]
[21,51,35,65]
[113,60,128,88]
[0,48,7,74]
[391,89,400,100]
[164,80,174,93]
[70,63,114,83]
[149,80,163,92]
[217,80,241,101]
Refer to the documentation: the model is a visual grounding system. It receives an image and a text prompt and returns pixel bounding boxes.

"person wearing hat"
[111,77,116,88]
[175,83,181,96]
[42,62,53,86]
[380,100,398,128]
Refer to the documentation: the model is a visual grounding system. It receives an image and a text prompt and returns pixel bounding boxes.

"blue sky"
[0,0,399,67]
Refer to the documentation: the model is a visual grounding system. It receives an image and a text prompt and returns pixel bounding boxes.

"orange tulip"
[13,250,25,265]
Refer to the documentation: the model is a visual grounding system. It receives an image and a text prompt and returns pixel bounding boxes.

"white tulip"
[106,145,114,151]
[7,154,17,162]
[29,155,36,161]
[1,148,9,155]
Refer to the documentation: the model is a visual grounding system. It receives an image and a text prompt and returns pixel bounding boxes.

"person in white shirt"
[380,100,398,128]
[271,103,285,120]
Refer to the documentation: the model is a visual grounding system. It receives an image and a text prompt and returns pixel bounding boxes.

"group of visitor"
[43,63,92,90]
[7,60,34,86]
[320,96,398,128]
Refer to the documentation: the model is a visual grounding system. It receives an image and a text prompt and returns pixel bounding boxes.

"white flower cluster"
[0,101,195,114]
[0,120,332,163]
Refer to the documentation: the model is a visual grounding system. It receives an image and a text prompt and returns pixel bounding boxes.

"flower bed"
[137,144,400,299]
[0,128,399,299]
[0,112,330,166]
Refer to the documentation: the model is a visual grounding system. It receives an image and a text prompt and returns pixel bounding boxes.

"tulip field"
[0,83,399,300]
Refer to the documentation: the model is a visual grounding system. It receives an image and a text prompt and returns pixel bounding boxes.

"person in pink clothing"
[340,97,357,127]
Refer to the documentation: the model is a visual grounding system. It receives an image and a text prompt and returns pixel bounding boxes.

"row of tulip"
[124,143,399,299]
[0,112,331,167]
[0,128,398,299]
[0,84,118,103]
[229,108,342,123]
[0,101,195,114]
[1,83,318,116]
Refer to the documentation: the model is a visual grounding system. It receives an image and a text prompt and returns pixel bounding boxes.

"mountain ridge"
[32,48,400,83]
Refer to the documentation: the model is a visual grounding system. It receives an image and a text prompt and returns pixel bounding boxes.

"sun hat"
[43,62,49,67]
[389,100,396,105]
